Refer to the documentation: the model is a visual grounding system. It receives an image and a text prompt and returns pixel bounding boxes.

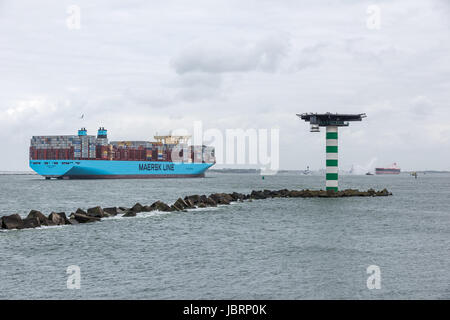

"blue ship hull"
[29,160,214,179]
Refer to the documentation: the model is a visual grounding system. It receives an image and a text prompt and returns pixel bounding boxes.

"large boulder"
[205,197,217,207]
[301,189,314,197]
[76,208,87,215]
[288,190,304,198]
[142,205,154,212]
[341,189,360,197]
[250,190,266,200]
[47,212,61,225]
[27,210,51,225]
[150,201,172,212]
[1,214,24,229]
[59,212,71,224]
[223,193,233,202]
[131,203,144,212]
[73,213,100,223]
[229,192,245,201]
[87,206,105,218]
[174,198,190,210]
[184,198,196,208]
[263,190,273,197]
[317,190,329,197]
[185,195,201,205]
[67,218,80,225]
[48,212,68,225]
[104,207,119,215]
[210,193,232,204]
[22,217,41,229]
[376,188,391,196]
[270,190,282,198]
[115,207,127,215]
[122,210,136,217]
[279,189,290,197]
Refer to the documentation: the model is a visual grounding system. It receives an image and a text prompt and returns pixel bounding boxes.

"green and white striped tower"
[325,126,338,191]
[297,113,366,192]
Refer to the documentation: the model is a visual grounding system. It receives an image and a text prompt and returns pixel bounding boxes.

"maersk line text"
[138,163,174,171]
[183,304,267,317]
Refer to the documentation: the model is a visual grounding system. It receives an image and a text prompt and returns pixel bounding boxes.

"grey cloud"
[123,88,175,109]
[176,72,223,88]
[0,0,450,171]
[296,43,327,70]
[410,95,434,116]
[344,37,400,65]
[171,34,290,74]
[174,72,223,102]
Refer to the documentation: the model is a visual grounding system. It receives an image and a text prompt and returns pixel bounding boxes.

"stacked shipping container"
[30,129,215,163]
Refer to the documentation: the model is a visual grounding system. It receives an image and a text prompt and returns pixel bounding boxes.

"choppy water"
[0,172,449,299]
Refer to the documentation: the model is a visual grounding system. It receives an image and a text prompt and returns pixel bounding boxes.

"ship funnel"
[78,128,87,136]
[97,127,107,139]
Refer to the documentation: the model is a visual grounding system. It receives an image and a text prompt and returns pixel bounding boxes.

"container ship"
[29,127,215,179]
[375,163,401,175]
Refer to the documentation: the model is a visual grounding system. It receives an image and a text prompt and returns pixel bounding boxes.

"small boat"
[301,166,311,175]
[366,172,374,175]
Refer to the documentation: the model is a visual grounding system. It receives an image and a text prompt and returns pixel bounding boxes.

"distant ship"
[29,127,215,179]
[375,163,401,175]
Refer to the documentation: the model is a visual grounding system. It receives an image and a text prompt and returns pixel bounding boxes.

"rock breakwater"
[1,188,392,231]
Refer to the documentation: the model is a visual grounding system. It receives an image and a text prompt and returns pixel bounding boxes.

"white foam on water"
[188,206,221,212]
[0,203,242,233]
[101,204,225,221]
[0,224,67,233]
[103,210,171,221]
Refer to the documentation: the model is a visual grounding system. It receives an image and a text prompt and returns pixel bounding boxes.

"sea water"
[0,172,449,299]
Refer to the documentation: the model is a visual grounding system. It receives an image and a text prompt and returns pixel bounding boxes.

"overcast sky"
[0,0,449,171]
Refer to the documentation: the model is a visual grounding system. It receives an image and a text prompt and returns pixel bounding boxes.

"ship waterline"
[29,160,214,179]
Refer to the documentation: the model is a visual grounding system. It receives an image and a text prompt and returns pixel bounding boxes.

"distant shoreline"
[209,169,450,174]
[0,171,37,175]
[1,169,449,176]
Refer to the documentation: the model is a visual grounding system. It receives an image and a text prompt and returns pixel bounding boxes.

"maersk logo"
[139,163,174,171]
